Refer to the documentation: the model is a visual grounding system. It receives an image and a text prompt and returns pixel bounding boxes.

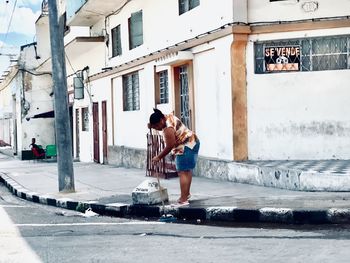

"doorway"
[102,101,107,164]
[93,102,100,163]
[75,108,80,158]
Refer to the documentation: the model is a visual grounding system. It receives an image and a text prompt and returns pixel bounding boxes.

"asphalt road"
[1,183,350,263]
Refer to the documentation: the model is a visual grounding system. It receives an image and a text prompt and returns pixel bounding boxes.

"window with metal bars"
[111,25,122,57]
[159,71,169,104]
[179,0,200,15]
[179,65,191,129]
[81,107,89,131]
[123,72,140,111]
[255,35,350,73]
[128,10,143,50]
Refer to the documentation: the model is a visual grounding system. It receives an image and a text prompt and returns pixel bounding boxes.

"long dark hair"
[149,108,164,124]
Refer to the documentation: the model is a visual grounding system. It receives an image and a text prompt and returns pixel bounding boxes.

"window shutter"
[112,25,122,57]
[179,0,187,14]
[190,0,200,9]
[129,11,143,49]
[179,0,200,15]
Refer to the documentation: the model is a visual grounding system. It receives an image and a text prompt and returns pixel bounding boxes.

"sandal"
[171,200,189,208]
[177,195,192,203]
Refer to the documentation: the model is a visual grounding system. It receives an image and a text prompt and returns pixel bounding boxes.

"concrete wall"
[0,118,11,145]
[65,41,105,77]
[11,44,56,154]
[246,27,350,160]
[35,16,51,62]
[111,65,154,150]
[248,0,350,23]
[73,80,93,162]
[106,36,234,161]
[94,0,236,162]
[192,37,234,160]
[0,79,13,145]
[81,77,112,163]
[104,0,234,67]
[20,71,55,151]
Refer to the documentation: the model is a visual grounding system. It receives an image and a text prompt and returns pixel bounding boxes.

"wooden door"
[93,102,100,163]
[75,109,80,158]
[102,101,108,164]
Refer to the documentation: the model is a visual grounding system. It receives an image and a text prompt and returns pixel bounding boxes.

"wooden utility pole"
[47,0,75,192]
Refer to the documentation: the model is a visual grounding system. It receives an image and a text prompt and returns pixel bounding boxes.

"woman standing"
[149,108,200,206]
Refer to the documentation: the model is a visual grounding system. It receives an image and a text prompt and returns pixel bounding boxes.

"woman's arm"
[152,127,176,162]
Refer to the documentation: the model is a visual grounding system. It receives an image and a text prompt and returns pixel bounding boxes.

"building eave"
[89,24,242,81]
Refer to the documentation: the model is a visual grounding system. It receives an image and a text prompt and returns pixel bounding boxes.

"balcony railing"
[66,0,87,22]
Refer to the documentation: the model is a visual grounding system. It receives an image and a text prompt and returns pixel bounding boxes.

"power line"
[65,52,93,104]
[0,1,9,37]
[0,0,18,53]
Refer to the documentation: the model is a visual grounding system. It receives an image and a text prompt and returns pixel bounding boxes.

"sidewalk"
[1,152,350,225]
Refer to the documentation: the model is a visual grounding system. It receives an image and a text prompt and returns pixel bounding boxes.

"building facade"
[0,2,55,158]
[61,0,350,180]
[1,0,350,182]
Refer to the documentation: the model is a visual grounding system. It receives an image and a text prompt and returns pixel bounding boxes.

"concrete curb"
[1,173,350,225]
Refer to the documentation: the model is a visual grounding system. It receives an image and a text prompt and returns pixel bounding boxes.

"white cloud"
[0,3,41,36]
[11,7,41,36]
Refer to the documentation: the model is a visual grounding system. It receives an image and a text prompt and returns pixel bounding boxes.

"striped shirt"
[164,113,197,155]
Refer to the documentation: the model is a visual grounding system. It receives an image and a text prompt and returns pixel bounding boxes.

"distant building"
[0,4,55,159]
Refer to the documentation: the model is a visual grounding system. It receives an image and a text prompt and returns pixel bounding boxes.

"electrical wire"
[64,51,93,105]
[1,0,18,50]
[107,0,132,18]
[0,1,9,43]
[19,68,52,76]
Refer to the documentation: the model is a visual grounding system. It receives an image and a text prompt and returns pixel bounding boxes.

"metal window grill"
[179,66,191,129]
[159,71,169,104]
[146,131,178,179]
[123,72,140,111]
[255,35,350,73]
[179,0,200,15]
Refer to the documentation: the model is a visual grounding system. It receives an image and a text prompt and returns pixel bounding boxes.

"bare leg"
[178,170,192,202]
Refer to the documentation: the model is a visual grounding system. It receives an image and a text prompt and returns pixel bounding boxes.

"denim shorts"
[175,140,200,172]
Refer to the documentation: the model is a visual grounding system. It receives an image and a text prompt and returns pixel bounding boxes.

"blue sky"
[0,0,41,75]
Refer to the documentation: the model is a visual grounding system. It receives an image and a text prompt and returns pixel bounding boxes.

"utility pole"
[48,0,75,192]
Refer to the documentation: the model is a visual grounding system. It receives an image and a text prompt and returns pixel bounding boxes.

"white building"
[2,0,349,181]
[63,0,245,172]
[247,0,350,160]
[0,68,14,147]
[0,2,55,159]
[60,0,350,180]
